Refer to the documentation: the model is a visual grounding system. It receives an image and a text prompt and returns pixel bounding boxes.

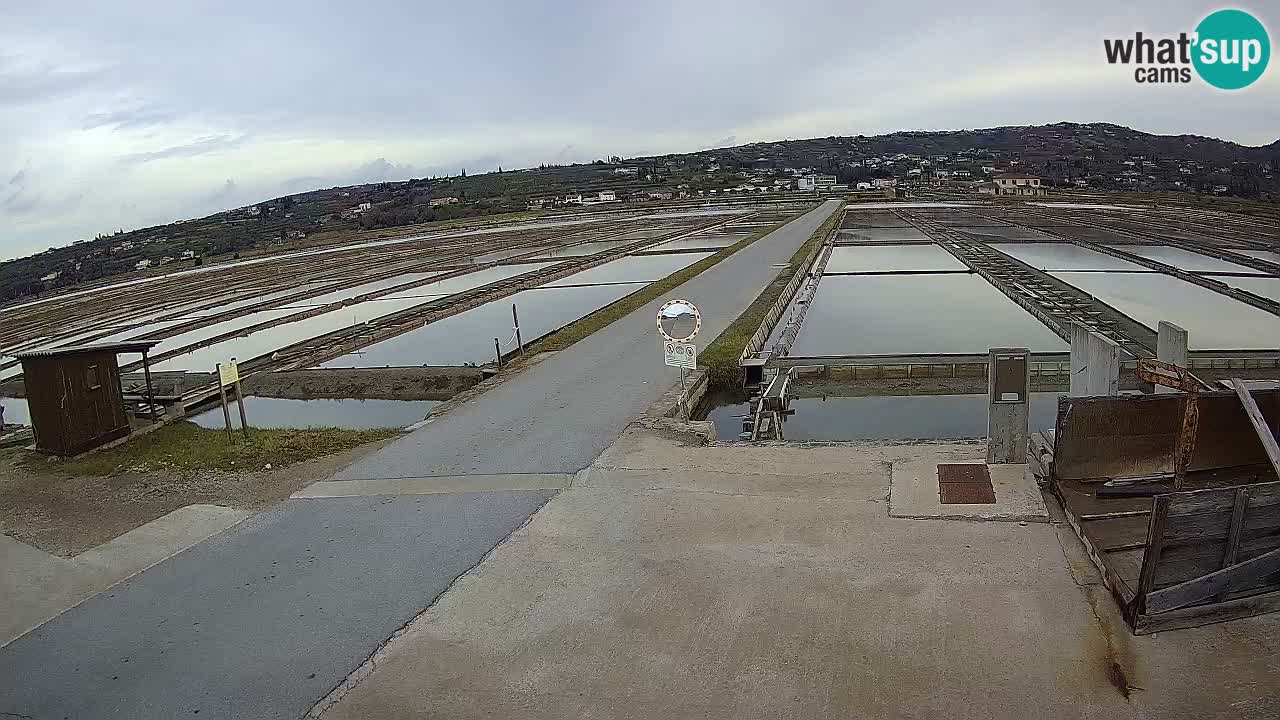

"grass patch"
[525,215,798,354]
[699,205,843,390]
[19,422,399,476]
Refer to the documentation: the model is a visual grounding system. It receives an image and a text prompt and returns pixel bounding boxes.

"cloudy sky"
[3,1,1277,260]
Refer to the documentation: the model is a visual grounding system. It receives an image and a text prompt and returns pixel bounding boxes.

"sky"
[3,1,1278,261]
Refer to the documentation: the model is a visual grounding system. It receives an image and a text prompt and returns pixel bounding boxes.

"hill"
[4,122,1278,303]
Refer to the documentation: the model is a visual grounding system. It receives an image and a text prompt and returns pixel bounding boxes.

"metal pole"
[679,366,687,419]
[217,364,233,443]
[141,349,158,423]
[513,303,524,356]
[494,337,503,368]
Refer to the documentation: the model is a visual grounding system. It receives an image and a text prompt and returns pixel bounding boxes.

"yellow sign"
[217,359,240,387]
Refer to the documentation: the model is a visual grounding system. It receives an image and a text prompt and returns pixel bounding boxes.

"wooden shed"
[14,341,160,456]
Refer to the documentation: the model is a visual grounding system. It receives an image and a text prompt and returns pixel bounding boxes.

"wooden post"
[494,337,502,368]
[1231,378,1280,480]
[216,363,234,444]
[233,378,249,441]
[141,349,159,422]
[513,303,524,356]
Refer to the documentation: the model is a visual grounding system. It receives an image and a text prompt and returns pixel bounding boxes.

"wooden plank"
[1081,515,1150,552]
[1165,479,1280,517]
[1146,546,1280,614]
[1163,503,1280,543]
[1136,495,1171,608]
[1232,378,1280,481]
[1135,587,1280,634]
[1221,487,1249,569]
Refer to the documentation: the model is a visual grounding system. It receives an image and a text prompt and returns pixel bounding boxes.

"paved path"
[0,200,839,720]
[333,199,840,479]
[0,492,555,720]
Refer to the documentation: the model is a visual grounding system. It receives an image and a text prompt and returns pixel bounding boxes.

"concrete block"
[1069,323,1120,397]
[988,348,1030,464]
[889,459,1048,521]
[1156,321,1189,395]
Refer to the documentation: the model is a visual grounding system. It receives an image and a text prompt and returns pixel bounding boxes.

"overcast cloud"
[2,0,1277,260]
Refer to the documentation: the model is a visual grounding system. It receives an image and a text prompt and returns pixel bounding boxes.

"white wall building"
[796,174,837,191]
[992,174,1046,196]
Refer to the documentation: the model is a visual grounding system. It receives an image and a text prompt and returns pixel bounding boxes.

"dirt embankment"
[246,367,484,401]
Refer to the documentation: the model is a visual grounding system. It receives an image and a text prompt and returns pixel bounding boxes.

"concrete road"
[320,430,1280,720]
[0,491,555,720]
[0,200,838,719]
[332,199,841,480]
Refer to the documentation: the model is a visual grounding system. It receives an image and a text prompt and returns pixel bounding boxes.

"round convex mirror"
[657,299,700,342]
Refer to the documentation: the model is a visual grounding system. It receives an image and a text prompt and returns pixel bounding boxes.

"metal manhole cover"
[938,464,990,485]
[938,464,996,505]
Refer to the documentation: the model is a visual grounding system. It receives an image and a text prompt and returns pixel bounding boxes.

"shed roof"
[14,340,161,360]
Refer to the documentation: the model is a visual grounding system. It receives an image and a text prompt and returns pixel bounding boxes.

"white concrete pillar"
[1069,323,1120,397]
[988,347,1030,464]
[1156,321,1189,395]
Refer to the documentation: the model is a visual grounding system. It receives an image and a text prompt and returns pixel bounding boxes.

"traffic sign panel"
[664,341,697,369]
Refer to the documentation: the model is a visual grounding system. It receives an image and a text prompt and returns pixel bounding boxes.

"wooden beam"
[1135,587,1280,634]
[1136,495,1170,611]
[1218,488,1250,603]
[1231,378,1280,482]
[1146,546,1280,614]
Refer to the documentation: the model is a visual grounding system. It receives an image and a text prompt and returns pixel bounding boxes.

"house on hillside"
[992,174,1046,196]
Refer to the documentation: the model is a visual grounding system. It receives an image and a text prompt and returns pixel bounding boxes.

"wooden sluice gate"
[1041,380,1280,634]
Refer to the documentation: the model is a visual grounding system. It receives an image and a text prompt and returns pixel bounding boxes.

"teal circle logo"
[1192,9,1270,89]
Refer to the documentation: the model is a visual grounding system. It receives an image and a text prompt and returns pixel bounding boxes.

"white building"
[992,174,1046,196]
[613,167,638,176]
[180,250,196,260]
[796,174,837,192]
[597,190,617,202]
[872,177,897,189]
[135,259,152,270]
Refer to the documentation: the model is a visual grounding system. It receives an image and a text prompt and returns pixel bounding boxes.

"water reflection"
[0,396,30,426]
[703,392,1061,441]
[321,282,648,367]
[1052,272,1280,350]
[824,245,965,273]
[190,396,438,430]
[792,274,1066,356]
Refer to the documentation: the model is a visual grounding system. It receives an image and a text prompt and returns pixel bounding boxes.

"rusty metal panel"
[940,482,997,504]
[1053,390,1280,481]
[992,355,1028,402]
[939,463,991,485]
[938,464,996,504]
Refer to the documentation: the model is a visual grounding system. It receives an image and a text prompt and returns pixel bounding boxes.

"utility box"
[988,347,1030,464]
[15,341,159,456]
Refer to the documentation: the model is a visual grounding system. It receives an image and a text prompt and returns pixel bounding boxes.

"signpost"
[215,358,250,442]
[657,299,701,418]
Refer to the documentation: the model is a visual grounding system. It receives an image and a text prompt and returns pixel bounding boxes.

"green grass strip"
[699,205,842,390]
[20,422,399,476]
